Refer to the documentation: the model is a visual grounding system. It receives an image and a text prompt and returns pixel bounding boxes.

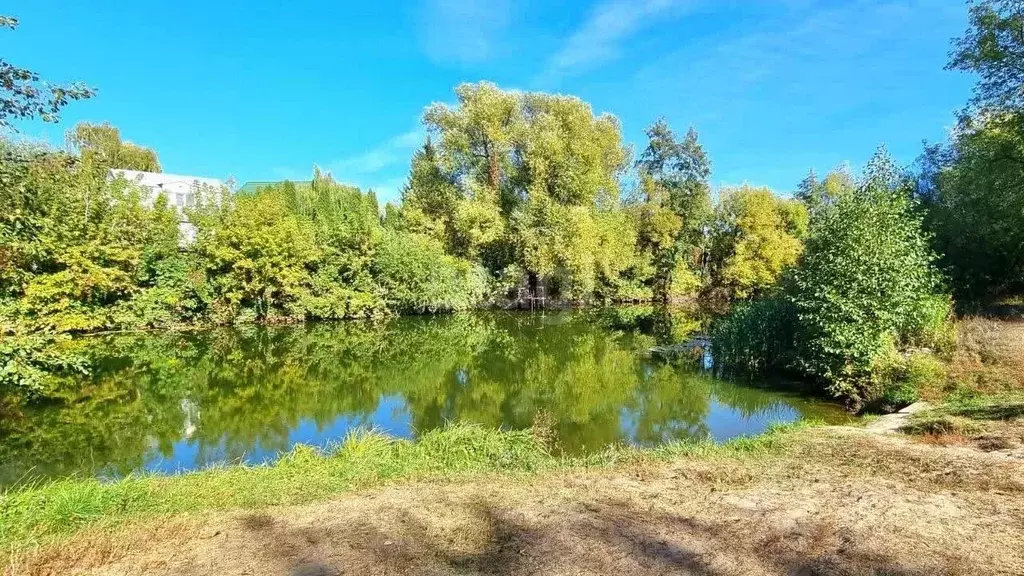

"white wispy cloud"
[328,129,424,177]
[631,0,961,111]
[325,128,425,202]
[271,127,423,203]
[419,0,513,65]
[538,0,693,83]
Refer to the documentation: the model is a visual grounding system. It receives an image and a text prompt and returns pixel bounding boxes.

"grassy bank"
[8,419,1024,576]
[0,422,800,556]
[899,390,1024,451]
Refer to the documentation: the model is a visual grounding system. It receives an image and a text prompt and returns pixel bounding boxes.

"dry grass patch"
[947,317,1024,394]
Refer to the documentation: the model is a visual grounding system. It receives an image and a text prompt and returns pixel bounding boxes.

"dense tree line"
[3,1,1023,408]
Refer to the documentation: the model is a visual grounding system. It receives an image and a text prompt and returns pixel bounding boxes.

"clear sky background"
[5,0,974,202]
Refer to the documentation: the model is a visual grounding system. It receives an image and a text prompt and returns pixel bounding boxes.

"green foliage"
[903,293,957,353]
[4,83,820,340]
[0,333,89,397]
[794,166,855,215]
[711,295,797,375]
[114,254,212,328]
[947,0,1024,113]
[876,351,947,409]
[197,189,320,321]
[0,16,93,129]
[634,120,713,302]
[68,122,161,172]
[712,148,951,407]
[916,1,1024,303]
[918,113,1024,301]
[414,82,639,302]
[789,148,944,403]
[400,139,463,250]
[1,140,181,332]
[373,230,488,313]
[709,185,807,299]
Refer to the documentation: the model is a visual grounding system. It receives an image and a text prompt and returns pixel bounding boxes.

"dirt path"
[13,427,1024,576]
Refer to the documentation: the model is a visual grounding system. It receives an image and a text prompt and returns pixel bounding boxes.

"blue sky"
[5,0,973,202]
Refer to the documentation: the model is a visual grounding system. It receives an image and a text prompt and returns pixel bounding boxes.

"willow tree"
[67,122,162,172]
[510,90,633,300]
[412,82,637,301]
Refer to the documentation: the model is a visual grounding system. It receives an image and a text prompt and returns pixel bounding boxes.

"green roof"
[236,180,311,195]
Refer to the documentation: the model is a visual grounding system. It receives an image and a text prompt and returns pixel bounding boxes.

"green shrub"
[904,293,956,354]
[373,230,488,313]
[875,351,947,409]
[788,150,945,404]
[114,255,212,328]
[710,149,951,407]
[197,190,321,321]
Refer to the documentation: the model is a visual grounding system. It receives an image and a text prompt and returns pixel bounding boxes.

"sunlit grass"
[900,390,1024,436]
[0,421,812,554]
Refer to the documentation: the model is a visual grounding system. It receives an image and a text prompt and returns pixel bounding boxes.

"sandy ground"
[11,426,1024,576]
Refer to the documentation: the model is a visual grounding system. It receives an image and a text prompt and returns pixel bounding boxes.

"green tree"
[709,185,807,300]
[793,165,855,214]
[634,120,712,301]
[401,138,464,251]
[0,16,93,129]
[918,113,1024,300]
[915,0,1024,302]
[415,82,635,302]
[197,190,320,321]
[372,230,488,313]
[790,147,944,404]
[425,82,520,194]
[1,139,179,332]
[68,122,162,172]
[713,148,950,407]
[948,0,1024,114]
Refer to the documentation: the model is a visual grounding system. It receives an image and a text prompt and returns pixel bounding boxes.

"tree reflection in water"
[0,309,850,485]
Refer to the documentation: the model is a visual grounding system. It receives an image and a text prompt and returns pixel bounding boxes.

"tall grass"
[948,317,1024,393]
[0,421,808,554]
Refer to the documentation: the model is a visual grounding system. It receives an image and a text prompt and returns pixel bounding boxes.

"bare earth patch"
[9,427,1024,576]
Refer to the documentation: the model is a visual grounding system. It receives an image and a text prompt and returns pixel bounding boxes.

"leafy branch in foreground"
[0,15,94,129]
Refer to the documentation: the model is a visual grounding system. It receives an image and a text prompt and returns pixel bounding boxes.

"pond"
[0,309,851,486]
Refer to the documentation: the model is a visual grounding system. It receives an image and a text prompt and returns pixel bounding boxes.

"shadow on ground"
[950,402,1024,421]
[235,495,959,576]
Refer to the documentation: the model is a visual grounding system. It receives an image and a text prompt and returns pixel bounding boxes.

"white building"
[109,169,225,245]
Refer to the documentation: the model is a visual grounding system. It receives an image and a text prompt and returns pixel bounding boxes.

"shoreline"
[0,421,805,556]
[4,407,1023,575]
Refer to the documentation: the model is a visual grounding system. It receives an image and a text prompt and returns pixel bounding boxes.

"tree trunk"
[488,151,500,191]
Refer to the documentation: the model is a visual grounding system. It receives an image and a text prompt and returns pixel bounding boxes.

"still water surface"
[0,309,851,485]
